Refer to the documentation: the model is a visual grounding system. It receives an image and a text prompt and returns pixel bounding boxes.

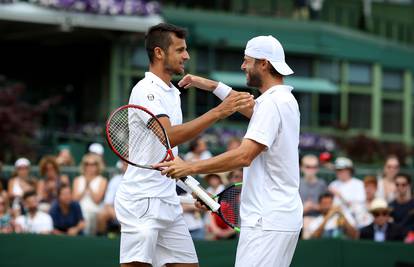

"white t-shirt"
[117,72,182,204]
[241,85,303,231]
[104,174,122,205]
[16,211,53,233]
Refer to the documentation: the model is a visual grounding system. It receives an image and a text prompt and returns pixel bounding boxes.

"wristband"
[213,82,232,100]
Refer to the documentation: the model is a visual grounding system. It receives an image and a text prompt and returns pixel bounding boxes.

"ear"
[154,47,165,61]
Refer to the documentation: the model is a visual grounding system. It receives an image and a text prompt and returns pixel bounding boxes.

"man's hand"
[154,156,193,178]
[67,227,79,236]
[214,91,254,119]
[178,74,218,91]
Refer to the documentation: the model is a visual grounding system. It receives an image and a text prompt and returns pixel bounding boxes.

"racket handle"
[182,177,221,212]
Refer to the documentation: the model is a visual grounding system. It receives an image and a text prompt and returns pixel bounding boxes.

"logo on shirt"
[147,94,155,101]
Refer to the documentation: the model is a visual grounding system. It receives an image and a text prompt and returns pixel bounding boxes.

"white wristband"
[213,82,232,100]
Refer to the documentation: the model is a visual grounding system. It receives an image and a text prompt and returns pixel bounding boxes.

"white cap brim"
[270,61,294,76]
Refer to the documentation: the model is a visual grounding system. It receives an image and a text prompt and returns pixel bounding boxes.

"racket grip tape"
[182,177,220,212]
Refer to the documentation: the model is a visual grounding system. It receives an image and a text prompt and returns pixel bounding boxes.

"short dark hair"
[145,23,187,63]
[395,173,411,185]
[318,192,334,203]
[23,190,37,200]
[58,184,71,197]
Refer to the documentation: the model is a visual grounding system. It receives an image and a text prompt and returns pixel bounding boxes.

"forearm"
[188,149,250,175]
[343,220,358,239]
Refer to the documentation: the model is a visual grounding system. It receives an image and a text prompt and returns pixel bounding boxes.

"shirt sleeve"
[130,86,169,118]
[244,99,280,148]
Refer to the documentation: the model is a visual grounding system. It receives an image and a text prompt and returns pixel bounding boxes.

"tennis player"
[156,35,303,267]
[114,23,253,267]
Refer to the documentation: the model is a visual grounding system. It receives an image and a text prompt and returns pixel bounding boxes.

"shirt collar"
[256,84,293,103]
[145,72,176,92]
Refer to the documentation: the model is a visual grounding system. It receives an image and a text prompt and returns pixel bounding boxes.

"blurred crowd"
[300,154,414,243]
[0,137,413,244]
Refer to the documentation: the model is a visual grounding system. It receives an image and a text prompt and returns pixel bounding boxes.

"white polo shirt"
[116,72,182,204]
[15,211,53,233]
[241,85,303,231]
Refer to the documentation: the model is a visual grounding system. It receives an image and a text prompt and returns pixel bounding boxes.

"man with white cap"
[156,35,303,267]
[329,157,366,227]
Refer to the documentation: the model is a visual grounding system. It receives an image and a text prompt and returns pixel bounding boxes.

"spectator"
[205,173,225,195]
[37,156,70,212]
[299,154,327,216]
[329,157,366,227]
[181,192,205,240]
[184,136,212,162]
[8,158,37,216]
[292,0,309,20]
[389,173,414,231]
[96,160,127,236]
[88,143,105,158]
[56,147,75,167]
[307,192,358,239]
[50,185,85,236]
[227,168,243,184]
[309,0,324,20]
[72,153,107,235]
[226,137,242,151]
[359,198,405,242]
[0,194,12,233]
[377,155,400,202]
[14,191,53,234]
[359,176,382,228]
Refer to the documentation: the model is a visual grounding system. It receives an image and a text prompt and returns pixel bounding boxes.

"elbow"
[239,153,253,167]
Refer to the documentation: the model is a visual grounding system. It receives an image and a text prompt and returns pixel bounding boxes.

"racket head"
[215,182,242,232]
[105,104,173,168]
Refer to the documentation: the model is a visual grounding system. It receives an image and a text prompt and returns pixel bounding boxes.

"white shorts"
[115,196,198,266]
[235,223,300,267]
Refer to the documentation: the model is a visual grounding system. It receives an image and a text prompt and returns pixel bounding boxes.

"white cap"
[89,143,104,156]
[244,35,294,76]
[15,158,30,168]
[334,157,353,170]
[369,198,391,212]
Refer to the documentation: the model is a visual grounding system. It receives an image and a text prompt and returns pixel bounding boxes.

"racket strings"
[107,107,168,165]
[218,186,241,227]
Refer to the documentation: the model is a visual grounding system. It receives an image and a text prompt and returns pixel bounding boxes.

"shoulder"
[38,211,52,220]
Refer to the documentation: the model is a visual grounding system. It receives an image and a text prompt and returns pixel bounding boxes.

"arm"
[67,220,85,236]
[179,74,254,118]
[72,177,85,201]
[340,214,358,239]
[89,178,107,205]
[159,91,253,148]
[156,138,265,178]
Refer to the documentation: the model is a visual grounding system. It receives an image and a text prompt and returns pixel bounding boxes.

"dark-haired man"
[15,191,53,234]
[390,173,414,232]
[114,23,253,267]
[156,35,303,267]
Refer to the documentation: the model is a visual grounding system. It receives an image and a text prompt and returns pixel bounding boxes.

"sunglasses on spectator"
[386,165,399,169]
[395,182,408,187]
[304,165,319,169]
[372,211,389,217]
[85,162,98,166]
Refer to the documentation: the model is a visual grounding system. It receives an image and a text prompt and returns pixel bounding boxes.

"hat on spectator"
[15,158,31,168]
[369,198,392,213]
[244,35,294,76]
[334,157,353,170]
[89,143,104,156]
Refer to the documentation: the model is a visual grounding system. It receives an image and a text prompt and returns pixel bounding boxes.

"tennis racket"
[105,104,220,212]
[180,182,242,232]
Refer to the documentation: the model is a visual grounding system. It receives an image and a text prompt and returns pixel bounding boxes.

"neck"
[28,210,37,217]
[396,194,409,203]
[59,203,69,213]
[149,64,172,86]
[258,76,283,94]
[304,175,317,182]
